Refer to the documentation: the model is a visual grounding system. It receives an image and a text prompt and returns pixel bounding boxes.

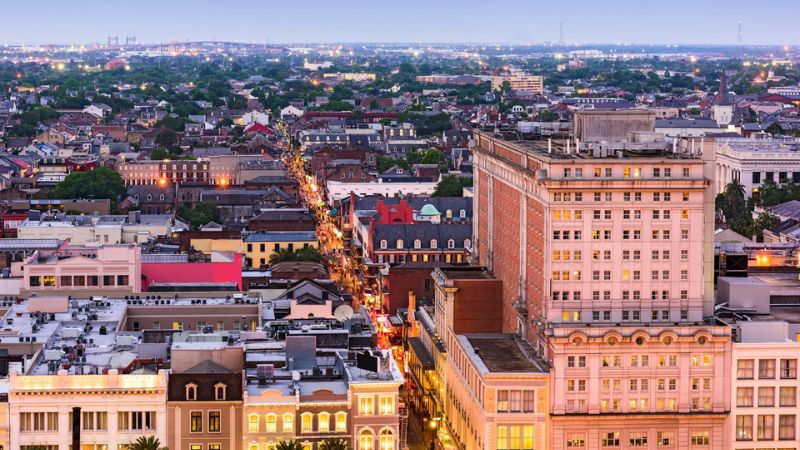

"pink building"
[471,129,732,448]
[22,245,141,295]
[140,252,243,291]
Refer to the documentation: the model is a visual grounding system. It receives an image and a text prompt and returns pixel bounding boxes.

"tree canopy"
[269,246,323,265]
[53,167,126,201]
[177,202,220,229]
[433,175,473,197]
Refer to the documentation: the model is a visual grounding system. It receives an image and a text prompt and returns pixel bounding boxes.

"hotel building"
[471,119,732,448]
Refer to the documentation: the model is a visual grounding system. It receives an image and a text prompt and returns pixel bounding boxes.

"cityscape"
[0,2,799,450]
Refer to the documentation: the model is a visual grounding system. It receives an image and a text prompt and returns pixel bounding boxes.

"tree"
[155,129,179,150]
[433,175,473,197]
[54,167,126,201]
[150,148,169,160]
[275,440,303,450]
[128,436,168,450]
[177,202,220,229]
[766,123,784,136]
[269,246,323,265]
[750,212,780,242]
[319,439,350,450]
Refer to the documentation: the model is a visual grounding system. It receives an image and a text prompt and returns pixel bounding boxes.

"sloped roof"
[182,359,233,374]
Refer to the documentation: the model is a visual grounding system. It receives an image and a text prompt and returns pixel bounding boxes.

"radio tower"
[737,21,743,46]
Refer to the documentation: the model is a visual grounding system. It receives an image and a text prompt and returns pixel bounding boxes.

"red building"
[141,253,243,291]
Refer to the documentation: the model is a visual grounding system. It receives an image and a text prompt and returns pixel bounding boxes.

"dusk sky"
[2,0,798,46]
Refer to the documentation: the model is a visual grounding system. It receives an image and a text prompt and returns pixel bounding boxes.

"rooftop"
[463,334,548,374]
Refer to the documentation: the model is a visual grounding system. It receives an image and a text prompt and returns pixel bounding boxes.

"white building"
[715,137,800,197]
[325,179,438,203]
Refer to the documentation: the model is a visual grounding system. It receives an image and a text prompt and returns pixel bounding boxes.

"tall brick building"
[471,129,733,449]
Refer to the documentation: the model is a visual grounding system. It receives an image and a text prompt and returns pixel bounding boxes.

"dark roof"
[373,223,472,250]
[250,210,314,222]
[354,195,473,216]
[183,359,233,374]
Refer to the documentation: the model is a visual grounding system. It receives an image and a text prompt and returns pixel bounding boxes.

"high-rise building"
[471,122,732,448]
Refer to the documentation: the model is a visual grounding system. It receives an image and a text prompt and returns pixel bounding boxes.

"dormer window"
[446,209,453,218]
[464,239,472,249]
[214,383,227,400]
[414,240,421,249]
[159,194,165,201]
[396,240,404,249]
[447,239,455,249]
[146,194,152,201]
[185,383,198,401]
[430,239,437,249]
[459,210,466,218]
[380,240,387,250]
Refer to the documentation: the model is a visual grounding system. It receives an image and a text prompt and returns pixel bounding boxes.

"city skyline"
[1,0,799,46]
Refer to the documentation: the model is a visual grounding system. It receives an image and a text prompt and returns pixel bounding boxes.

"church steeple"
[717,71,730,106]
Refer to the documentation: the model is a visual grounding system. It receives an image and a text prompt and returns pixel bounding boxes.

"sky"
[1,0,798,46]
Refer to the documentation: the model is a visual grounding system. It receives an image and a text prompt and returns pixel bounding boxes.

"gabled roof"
[182,359,233,374]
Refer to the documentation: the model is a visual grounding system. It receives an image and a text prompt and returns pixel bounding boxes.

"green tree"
[128,436,168,450]
[319,439,350,450]
[53,167,126,201]
[766,123,784,136]
[269,246,323,265]
[177,202,220,229]
[155,129,179,150]
[433,175,473,197]
[150,148,169,160]
[749,212,780,242]
[275,440,303,450]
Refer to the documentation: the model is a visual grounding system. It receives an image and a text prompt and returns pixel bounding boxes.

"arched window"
[282,413,294,432]
[248,413,259,432]
[214,383,227,400]
[318,411,330,432]
[301,412,313,433]
[146,194,152,201]
[446,209,452,218]
[447,239,455,249]
[159,194,165,201]
[185,383,197,401]
[182,164,187,170]
[460,209,466,218]
[380,240,387,250]
[414,239,421,249]
[266,413,277,432]
[335,411,347,432]
[359,429,375,450]
[430,239,437,249]
[396,240,403,249]
[464,239,472,249]
[380,428,395,450]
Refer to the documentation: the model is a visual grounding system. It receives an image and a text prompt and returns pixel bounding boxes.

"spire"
[717,71,730,106]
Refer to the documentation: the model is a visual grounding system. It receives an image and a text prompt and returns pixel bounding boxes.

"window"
[736,415,753,441]
[335,412,347,432]
[779,415,795,440]
[759,387,775,407]
[248,414,259,432]
[214,383,227,400]
[359,396,375,415]
[117,411,156,431]
[396,240,403,249]
[266,413,277,432]
[497,425,534,450]
[759,359,776,379]
[20,412,58,432]
[209,411,220,433]
[629,433,647,447]
[757,415,774,441]
[359,429,374,450]
[566,434,585,447]
[379,429,395,450]
[318,412,330,432]
[737,387,754,407]
[283,413,294,432]
[601,432,620,447]
[301,413,313,433]
[657,432,673,446]
[781,359,797,379]
[780,386,797,406]
[380,240,387,249]
[190,411,203,432]
[738,359,754,379]
[690,431,709,445]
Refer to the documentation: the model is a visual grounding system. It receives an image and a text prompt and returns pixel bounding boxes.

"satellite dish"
[291,370,301,381]
[334,305,354,322]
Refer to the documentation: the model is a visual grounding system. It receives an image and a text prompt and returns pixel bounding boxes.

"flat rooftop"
[463,334,548,374]
[439,267,495,280]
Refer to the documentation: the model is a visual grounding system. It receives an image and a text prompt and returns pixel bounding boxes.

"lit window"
[335,412,347,432]
[282,413,294,432]
[266,413,277,432]
[380,429,395,450]
[359,429,374,450]
[248,414,259,433]
[301,413,313,433]
[318,412,330,432]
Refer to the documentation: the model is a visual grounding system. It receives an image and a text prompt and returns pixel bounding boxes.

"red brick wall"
[491,177,521,334]
[452,279,503,334]
[525,195,546,345]
[477,170,490,267]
